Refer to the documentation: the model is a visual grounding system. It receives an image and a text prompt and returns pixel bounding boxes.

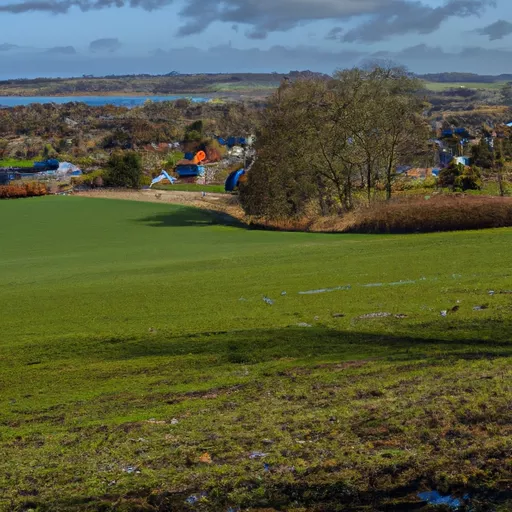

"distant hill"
[0,71,330,97]
[418,72,512,83]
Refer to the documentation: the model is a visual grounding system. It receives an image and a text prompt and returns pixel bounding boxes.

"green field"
[208,81,280,92]
[0,158,35,168]
[1,196,512,511]
[423,81,506,92]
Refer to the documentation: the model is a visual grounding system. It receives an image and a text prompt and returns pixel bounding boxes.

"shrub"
[344,195,512,234]
[104,152,143,189]
[140,174,152,187]
[454,166,482,191]
[0,182,47,199]
[439,163,482,191]
[92,175,104,188]
[394,176,438,192]
[249,195,512,234]
[71,170,105,188]
[184,130,202,142]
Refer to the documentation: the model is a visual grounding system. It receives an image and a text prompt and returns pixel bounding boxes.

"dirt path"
[75,188,247,222]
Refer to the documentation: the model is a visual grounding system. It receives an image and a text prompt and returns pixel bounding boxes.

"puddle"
[363,283,384,288]
[417,491,469,509]
[263,296,274,305]
[249,451,268,459]
[298,285,351,295]
[389,280,417,286]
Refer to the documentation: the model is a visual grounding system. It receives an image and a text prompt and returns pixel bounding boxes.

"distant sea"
[0,95,210,108]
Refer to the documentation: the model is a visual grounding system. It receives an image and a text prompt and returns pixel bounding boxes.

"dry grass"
[248,195,512,234]
[343,195,512,234]
[75,188,244,220]
[0,182,47,199]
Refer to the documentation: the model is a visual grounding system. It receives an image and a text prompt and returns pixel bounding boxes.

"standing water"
[0,95,210,108]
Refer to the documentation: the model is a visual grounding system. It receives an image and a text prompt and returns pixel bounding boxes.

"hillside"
[1,196,512,511]
[0,71,327,97]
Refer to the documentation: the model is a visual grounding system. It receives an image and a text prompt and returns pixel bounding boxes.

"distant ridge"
[417,72,512,83]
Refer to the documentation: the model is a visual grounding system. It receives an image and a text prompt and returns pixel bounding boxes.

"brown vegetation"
[249,195,512,234]
[0,182,47,199]
[344,195,512,233]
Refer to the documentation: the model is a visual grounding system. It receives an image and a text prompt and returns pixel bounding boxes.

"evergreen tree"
[105,151,143,189]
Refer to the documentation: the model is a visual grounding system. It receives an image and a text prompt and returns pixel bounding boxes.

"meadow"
[0,159,35,168]
[1,196,512,511]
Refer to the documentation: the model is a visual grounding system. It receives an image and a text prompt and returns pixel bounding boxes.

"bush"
[71,170,105,188]
[92,175,104,188]
[439,163,482,191]
[140,174,152,187]
[344,195,512,234]
[0,182,47,199]
[104,152,143,189]
[394,176,438,192]
[184,130,202,142]
[454,167,482,191]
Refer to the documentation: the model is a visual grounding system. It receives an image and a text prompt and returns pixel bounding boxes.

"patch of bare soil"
[75,188,247,223]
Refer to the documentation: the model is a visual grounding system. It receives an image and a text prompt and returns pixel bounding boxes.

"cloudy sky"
[0,0,511,78]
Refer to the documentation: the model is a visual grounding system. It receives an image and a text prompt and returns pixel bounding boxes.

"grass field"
[1,196,512,511]
[0,158,35,168]
[208,82,280,93]
[423,81,506,92]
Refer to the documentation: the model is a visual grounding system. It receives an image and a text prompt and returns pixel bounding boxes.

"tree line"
[240,66,429,218]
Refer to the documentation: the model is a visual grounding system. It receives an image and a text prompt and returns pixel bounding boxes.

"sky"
[0,0,511,78]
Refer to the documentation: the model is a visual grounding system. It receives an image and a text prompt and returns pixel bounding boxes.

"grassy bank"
[344,195,512,233]
[250,195,512,234]
[1,196,512,511]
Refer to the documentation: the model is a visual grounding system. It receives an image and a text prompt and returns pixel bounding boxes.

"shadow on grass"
[8,322,512,512]
[14,321,512,366]
[135,205,246,229]
[101,325,512,364]
[21,473,512,512]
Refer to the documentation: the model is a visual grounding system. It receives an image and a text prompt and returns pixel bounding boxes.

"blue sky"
[0,0,511,78]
